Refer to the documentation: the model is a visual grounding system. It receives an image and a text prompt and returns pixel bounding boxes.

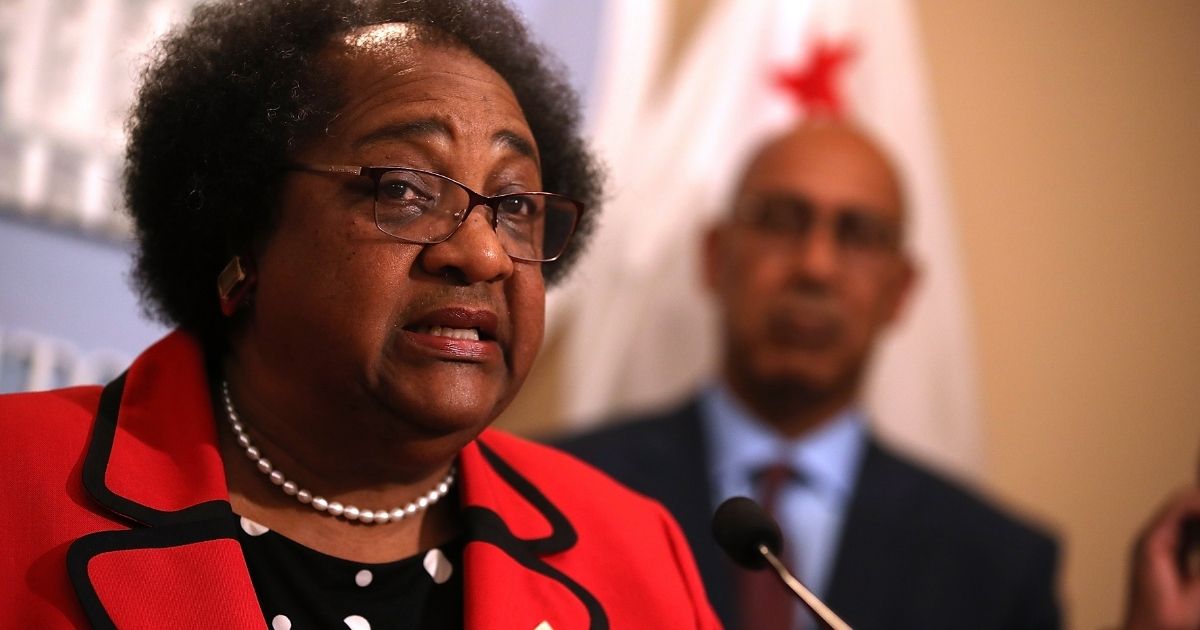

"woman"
[1,1,719,628]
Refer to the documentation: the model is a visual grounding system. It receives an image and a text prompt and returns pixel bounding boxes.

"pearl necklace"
[220,381,456,525]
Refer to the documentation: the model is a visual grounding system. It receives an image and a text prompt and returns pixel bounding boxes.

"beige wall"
[503,2,1200,628]
[915,2,1200,628]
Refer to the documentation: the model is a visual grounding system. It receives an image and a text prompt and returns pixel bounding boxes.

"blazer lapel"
[458,437,609,630]
[824,439,913,629]
[68,516,264,629]
[68,333,263,629]
[560,398,737,626]
[640,402,738,625]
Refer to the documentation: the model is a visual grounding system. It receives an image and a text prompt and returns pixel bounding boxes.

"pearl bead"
[220,381,456,527]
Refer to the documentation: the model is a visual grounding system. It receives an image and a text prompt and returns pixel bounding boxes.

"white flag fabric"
[549,0,983,478]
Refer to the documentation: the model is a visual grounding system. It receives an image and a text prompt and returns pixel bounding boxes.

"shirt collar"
[700,382,867,502]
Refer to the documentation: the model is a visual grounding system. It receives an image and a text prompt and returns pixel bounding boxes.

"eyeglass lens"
[374,169,577,261]
[739,194,900,251]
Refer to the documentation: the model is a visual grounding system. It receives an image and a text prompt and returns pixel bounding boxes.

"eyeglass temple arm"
[289,163,365,176]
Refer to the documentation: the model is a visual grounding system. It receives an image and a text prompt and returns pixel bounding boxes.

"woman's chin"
[378,392,505,440]
[411,408,496,439]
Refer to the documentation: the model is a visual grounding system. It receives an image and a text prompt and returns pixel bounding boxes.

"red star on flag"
[775,39,856,118]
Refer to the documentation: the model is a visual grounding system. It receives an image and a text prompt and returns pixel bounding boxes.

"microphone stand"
[757,543,853,630]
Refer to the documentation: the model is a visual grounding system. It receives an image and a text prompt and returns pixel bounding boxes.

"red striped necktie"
[736,463,802,630]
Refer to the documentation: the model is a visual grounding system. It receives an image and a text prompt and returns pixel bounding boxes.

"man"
[1124,484,1200,630]
[556,121,1060,629]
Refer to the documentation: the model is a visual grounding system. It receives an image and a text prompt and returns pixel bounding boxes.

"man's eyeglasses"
[289,164,585,263]
[733,193,903,254]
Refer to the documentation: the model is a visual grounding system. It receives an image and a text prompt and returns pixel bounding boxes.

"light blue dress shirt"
[699,383,868,606]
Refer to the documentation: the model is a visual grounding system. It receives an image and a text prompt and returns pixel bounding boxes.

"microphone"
[712,497,854,630]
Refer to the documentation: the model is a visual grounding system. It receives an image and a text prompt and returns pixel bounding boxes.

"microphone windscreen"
[712,496,783,570]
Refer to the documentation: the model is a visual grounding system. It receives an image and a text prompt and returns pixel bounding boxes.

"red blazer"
[1,332,721,629]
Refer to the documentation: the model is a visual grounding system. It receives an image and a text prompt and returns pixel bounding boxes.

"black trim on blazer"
[554,399,739,625]
[463,441,608,629]
[81,372,231,527]
[477,441,577,553]
[66,511,241,630]
[73,372,608,627]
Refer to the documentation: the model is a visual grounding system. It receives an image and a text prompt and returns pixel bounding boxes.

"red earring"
[217,255,257,316]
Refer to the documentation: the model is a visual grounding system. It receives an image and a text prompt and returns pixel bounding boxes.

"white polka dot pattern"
[354,569,373,587]
[423,548,453,584]
[240,517,270,537]
[237,513,461,627]
[534,622,553,630]
[344,614,371,629]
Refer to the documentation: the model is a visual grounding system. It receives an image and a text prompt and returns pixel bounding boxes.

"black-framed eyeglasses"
[733,193,903,254]
[289,163,585,263]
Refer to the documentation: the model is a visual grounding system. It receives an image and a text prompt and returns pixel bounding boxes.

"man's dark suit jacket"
[555,396,1061,630]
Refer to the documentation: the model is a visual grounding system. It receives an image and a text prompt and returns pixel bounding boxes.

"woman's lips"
[399,308,502,362]
[400,327,498,361]
[409,325,481,341]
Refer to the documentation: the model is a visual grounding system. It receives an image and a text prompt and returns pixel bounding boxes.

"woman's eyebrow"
[350,120,537,164]
[493,129,538,163]
[352,119,450,151]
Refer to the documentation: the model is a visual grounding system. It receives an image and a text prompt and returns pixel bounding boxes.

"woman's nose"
[418,205,515,284]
